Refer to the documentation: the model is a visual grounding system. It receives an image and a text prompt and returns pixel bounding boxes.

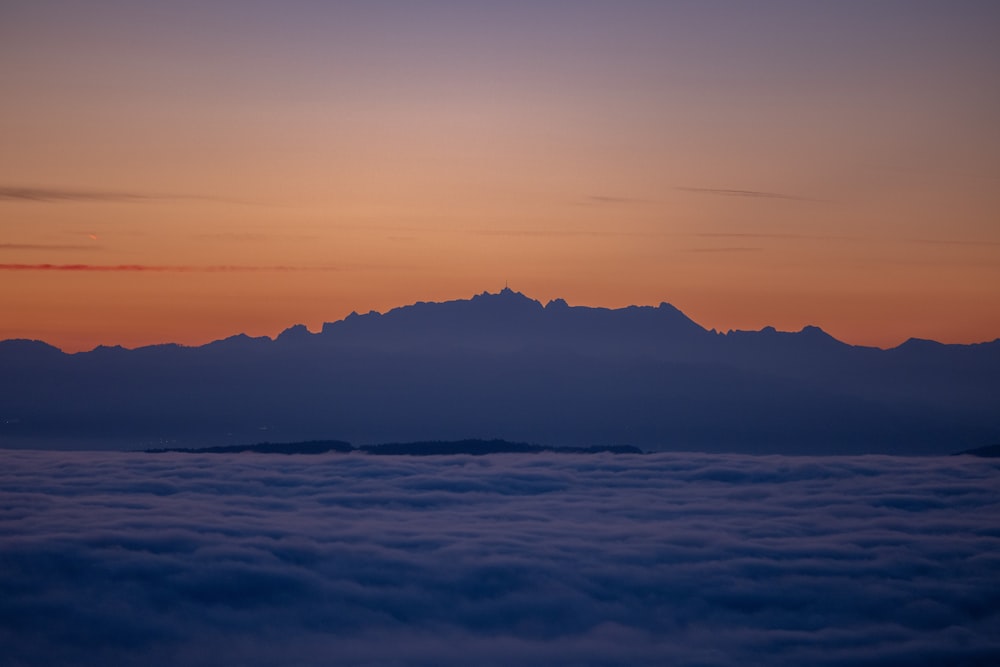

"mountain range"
[2,288,998,454]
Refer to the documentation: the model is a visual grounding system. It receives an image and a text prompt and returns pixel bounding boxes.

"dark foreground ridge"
[144,439,354,455]
[145,438,644,456]
[953,443,1000,458]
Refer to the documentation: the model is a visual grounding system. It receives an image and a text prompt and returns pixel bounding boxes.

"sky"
[2,1,999,352]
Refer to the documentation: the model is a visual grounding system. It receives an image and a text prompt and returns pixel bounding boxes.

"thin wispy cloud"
[694,232,860,242]
[689,247,763,253]
[196,232,269,241]
[0,263,337,272]
[908,238,1000,247]
[677,187,823,202]
[476,228,656,238]
[0,186,159,203]
[585,195,647,205]
[0,243,101,251]
[195,232,320,242]
[696,232,808,239]
[695,233,1000,246]
[195,232,271,242]
[0,185,235,204]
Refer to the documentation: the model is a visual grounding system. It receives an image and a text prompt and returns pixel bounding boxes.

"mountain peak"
[277,323,313,342]
[0,338,65,357]
[475,286,530,299]
[469,288,542,309]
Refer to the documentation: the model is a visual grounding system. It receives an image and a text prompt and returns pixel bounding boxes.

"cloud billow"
[1,451,998,666]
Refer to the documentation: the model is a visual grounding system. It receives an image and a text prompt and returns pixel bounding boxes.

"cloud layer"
[1,451,998,666]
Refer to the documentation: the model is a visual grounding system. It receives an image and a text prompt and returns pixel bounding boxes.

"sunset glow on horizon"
[3,1,999,352]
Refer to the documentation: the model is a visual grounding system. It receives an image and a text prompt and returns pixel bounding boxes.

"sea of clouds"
[1,450,998,666]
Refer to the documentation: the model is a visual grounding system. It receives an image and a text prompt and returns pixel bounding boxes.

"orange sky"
[2,2,999,352]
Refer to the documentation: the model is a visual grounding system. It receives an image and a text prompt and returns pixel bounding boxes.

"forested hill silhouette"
[2,289,998,454]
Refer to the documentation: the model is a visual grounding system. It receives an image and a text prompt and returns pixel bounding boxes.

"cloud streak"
[0,185,235,204]
[677,187,823,202]
[696,232,820,239]
[0,186,163,203]
[585,195,647,205]
[1,451,997,667]
[0,263,337,272]
[475,229,655,238]
[689,246,764,253]
[195,232,321,242]
[0,243,101,251]
[908,238,1000,247]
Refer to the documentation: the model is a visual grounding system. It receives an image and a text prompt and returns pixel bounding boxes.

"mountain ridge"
[2,289,998,454]
[7,289,999,355]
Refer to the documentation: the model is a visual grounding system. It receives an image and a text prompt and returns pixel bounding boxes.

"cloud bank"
[1,451,998,666]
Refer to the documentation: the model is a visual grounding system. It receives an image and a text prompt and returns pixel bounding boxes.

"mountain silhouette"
[2,289,998,454]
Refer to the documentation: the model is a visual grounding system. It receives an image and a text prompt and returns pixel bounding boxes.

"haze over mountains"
[2,289,998,454]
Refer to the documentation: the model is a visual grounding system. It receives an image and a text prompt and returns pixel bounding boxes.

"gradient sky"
[2,1,999,352]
